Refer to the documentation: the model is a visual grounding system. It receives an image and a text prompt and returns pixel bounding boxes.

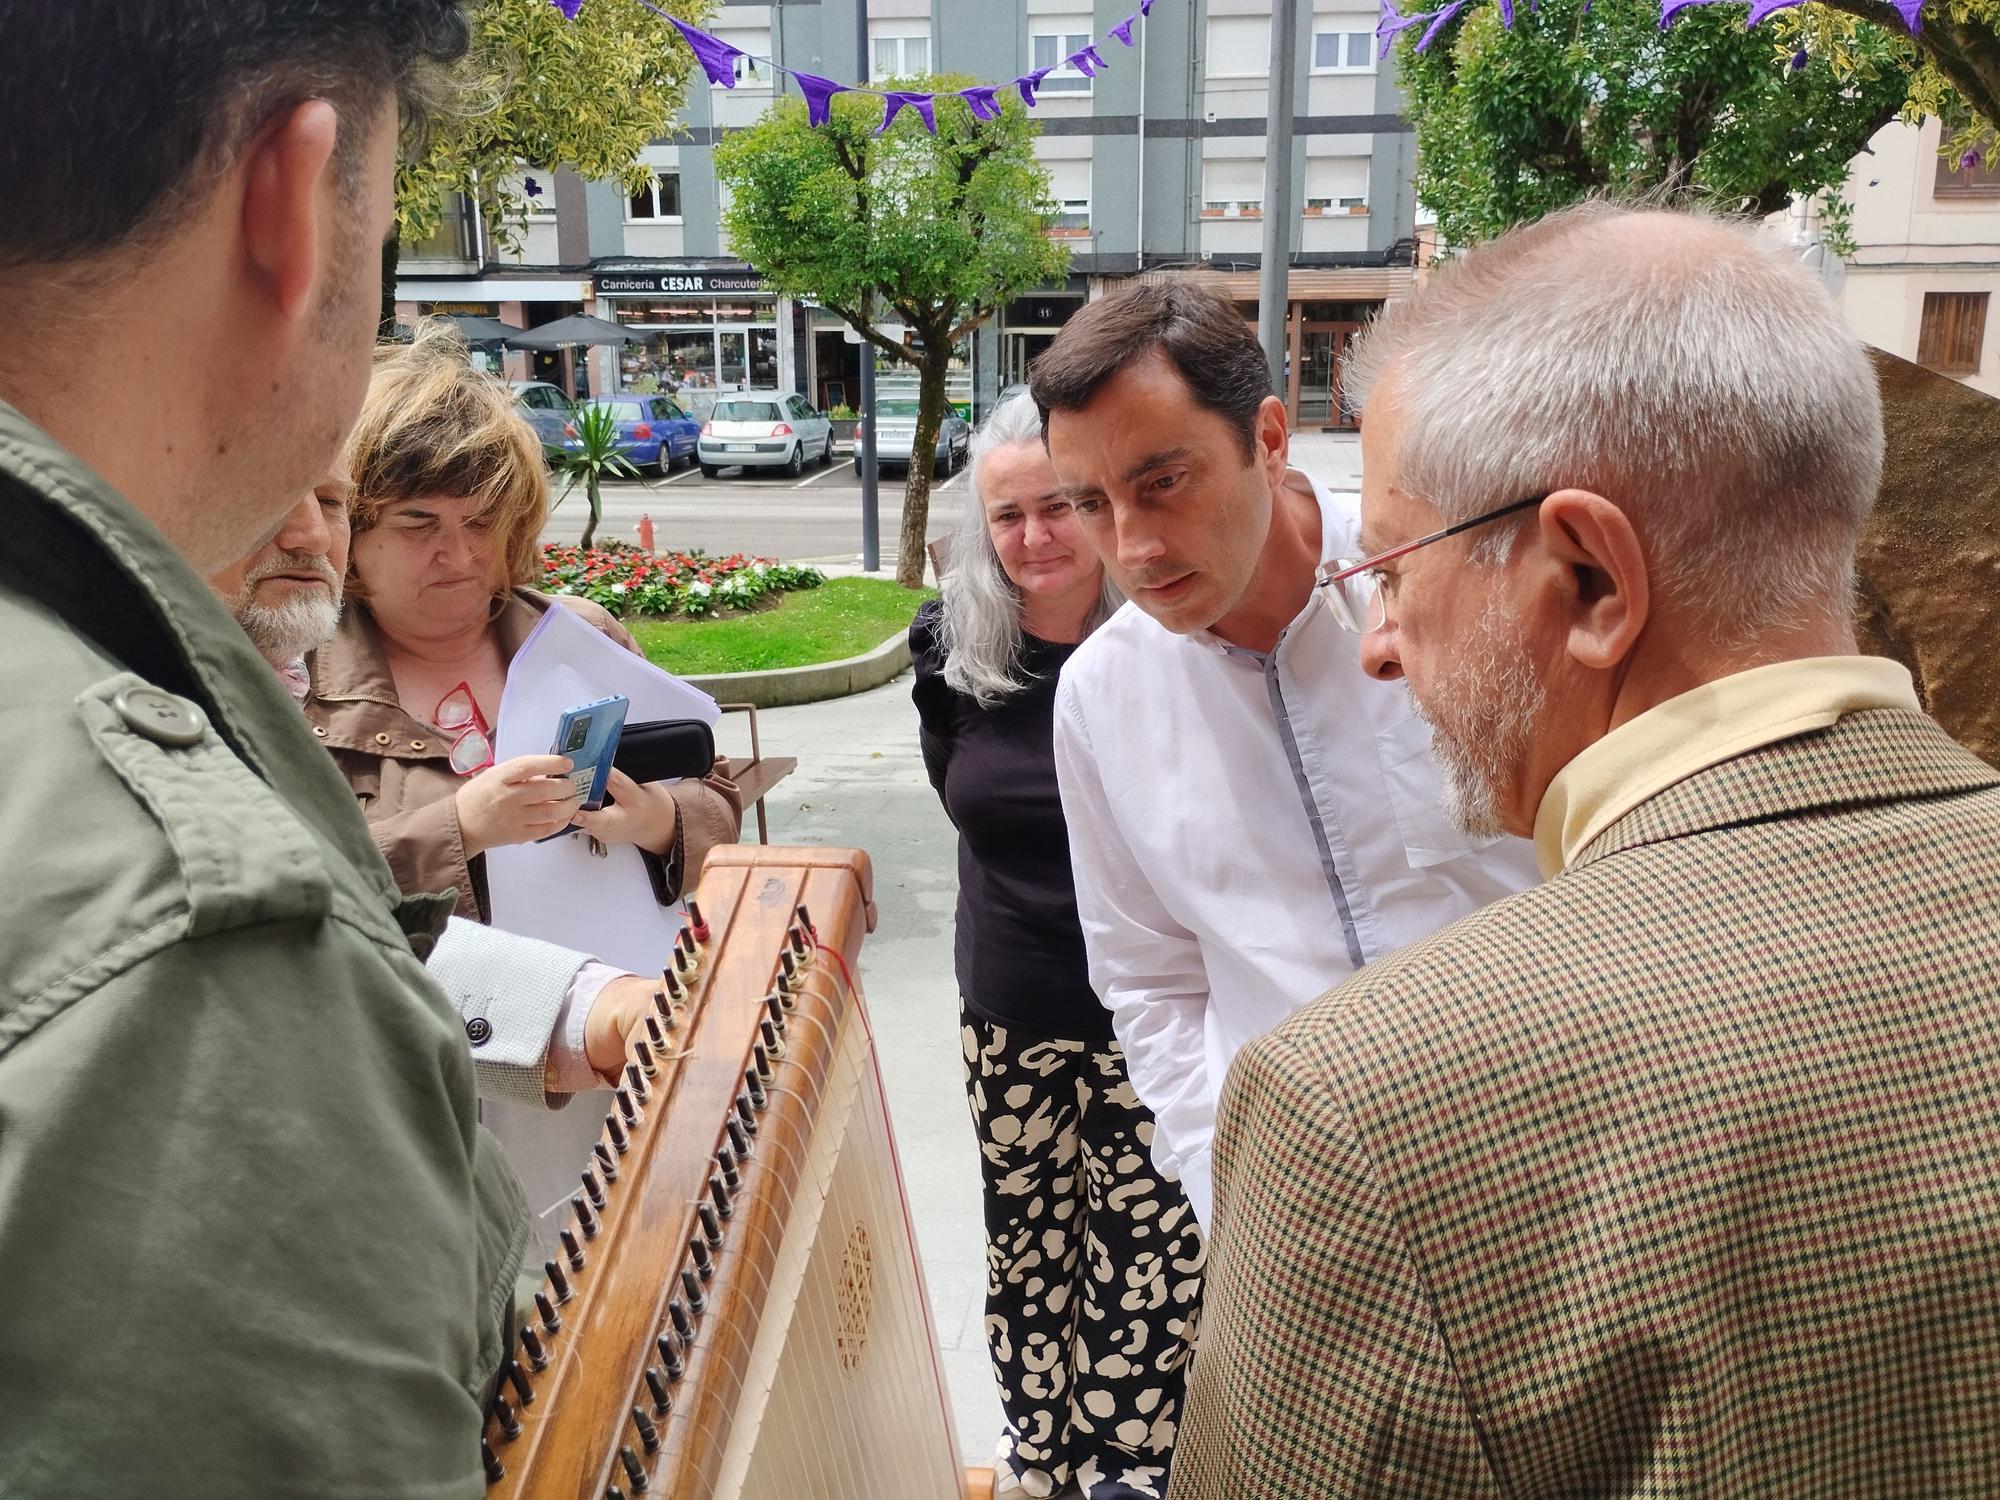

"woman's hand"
[456,754,579,857]
[572,769,679,856]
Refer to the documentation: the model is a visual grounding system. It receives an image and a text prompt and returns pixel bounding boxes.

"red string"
[815,940,858,1000]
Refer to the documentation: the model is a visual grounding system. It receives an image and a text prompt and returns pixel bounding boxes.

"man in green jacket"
[0,5,536,1494]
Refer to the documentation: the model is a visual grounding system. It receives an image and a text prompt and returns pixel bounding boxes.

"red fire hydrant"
[637,513,656,554]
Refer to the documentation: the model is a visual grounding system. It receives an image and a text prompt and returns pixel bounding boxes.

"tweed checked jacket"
[1171,709,2000,1498]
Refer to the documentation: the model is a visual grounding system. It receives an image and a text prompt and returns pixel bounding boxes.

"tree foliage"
[717,77,1069,588]
[397,0,713,250]
[1401,0,1909,246]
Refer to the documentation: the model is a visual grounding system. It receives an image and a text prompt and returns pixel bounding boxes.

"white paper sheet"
[484,602,720,974]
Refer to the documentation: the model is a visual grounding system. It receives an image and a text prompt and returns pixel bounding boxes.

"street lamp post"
[856,0,881,572]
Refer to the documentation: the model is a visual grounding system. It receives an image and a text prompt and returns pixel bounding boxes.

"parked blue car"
[568,394,702,476]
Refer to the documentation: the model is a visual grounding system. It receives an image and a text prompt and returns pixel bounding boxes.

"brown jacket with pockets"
[305,587,742,921]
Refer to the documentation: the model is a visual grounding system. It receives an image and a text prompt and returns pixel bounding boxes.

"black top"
[909,599,1113,1041]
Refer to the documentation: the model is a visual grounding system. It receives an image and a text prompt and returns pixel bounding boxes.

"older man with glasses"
[1170,204,2000,1498]
[1034,281,1540,1233]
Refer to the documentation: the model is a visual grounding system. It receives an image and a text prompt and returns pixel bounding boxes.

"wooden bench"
[718,702,797,844]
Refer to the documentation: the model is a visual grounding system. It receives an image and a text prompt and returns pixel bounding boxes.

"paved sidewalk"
[716,677,1002,1464]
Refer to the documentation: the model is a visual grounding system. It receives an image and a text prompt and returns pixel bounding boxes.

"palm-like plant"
[549,401,641,549]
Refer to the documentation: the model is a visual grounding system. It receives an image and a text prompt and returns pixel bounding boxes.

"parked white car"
[697,393,834,477]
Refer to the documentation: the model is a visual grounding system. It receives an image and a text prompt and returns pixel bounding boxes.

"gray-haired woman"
[910,393,1204,1500]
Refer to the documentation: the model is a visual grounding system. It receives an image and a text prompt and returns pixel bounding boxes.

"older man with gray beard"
[208,466,663,1103]
[1171,203,2000,1498]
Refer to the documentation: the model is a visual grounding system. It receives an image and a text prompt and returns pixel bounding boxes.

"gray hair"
[938,390,1124,705]
[1343,201,1883,640]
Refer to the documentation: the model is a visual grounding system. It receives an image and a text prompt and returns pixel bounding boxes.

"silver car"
[512,380,576,455]
[696,393,834,477]
[859,398,971,477]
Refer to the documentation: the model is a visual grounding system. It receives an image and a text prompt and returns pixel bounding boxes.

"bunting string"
[551,0,1160,133]
[1375,0,1924,57]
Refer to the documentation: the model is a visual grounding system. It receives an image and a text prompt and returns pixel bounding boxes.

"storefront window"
[717,329,748,388]
[609,295,782,396]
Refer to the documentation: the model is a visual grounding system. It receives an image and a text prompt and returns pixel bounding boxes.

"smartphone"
[549,694,629,813]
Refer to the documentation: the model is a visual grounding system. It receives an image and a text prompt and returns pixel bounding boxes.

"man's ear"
[1254,393,1289,484]
[1535,489,1649,672]
[238,100,340,322]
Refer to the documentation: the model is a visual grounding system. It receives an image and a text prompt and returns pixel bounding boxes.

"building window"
[1206,15,1270,78]
[627,172,683,222]
[1201,158,1266,217]
[401,190,480,261]
[1934,142,2000,198]
[1041,157,1091,233]
[870,29,930,81]
[1311,29,1376,72]
[710,29,770,86]
[1918,291,1989,375]
[1304,153,1370,214]
[1032,28,1094,93]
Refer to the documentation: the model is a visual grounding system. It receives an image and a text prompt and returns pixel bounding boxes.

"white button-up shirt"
[1052,473,1542,1225]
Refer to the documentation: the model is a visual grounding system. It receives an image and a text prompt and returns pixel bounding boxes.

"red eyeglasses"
[434,682,494,775]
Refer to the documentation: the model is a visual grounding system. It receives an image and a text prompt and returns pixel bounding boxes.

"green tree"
[717,78,1069,589]
[385,0,714,332]
[1400,0,1909,247]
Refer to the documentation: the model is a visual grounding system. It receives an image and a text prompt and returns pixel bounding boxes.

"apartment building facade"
[397,0,1417,428]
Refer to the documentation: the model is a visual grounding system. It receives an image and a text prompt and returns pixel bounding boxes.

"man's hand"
[583,974,664,1083]
[572,769,679,856]
[455,754,579,857]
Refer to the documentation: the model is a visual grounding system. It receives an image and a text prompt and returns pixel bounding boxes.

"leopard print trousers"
[962,1006,1206,1500]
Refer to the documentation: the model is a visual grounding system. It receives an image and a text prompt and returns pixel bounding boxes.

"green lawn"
[627,576,933,675]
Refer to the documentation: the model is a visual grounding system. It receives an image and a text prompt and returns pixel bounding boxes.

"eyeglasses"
[1315,492,1549,634]
[434,682,494,775]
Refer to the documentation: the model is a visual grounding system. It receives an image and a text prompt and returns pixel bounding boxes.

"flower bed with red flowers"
[541,541,825,619]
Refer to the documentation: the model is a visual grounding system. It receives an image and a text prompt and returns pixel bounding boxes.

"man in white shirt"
[206,463,658,1107]
[1036,281,1541,1226]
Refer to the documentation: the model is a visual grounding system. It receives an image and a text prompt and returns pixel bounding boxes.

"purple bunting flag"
[1141,0,1156,13]
[1416,0,1468,49]
[1745,0,1807,26]
[549,0,585,17]
[878,90,938,135]
[1069,44,1109,77]
[961,85,1004,120]
[1497,0,1515,24]
[1890,0,1926,29]
[793,71,850,126]
[1377,2,1431,58]
[667,16,744,87]
[1112,13,1140,45]
[1017,66,1054,107]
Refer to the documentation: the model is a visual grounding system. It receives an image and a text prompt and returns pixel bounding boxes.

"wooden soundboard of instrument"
[479,846,968,1500]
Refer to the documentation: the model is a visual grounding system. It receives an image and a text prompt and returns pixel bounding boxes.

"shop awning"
[434,313,522,344]
[504,314,645,350]
[1134,266,1418,302]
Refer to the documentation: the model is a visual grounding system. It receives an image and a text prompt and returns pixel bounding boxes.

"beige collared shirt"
[1533,655,1923,877]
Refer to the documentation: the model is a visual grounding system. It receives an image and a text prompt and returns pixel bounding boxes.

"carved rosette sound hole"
[836,1223,874,1375]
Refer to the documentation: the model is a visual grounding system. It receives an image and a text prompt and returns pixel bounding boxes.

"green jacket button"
[113,686,206,748]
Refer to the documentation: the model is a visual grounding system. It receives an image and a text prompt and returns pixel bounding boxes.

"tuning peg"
[560,1227,586,1272]
[778,949,799,991]
[669,1297,694,1342]
[493,1394,523,1441]
[759,1021,779,1061]
[765,993,787,1030]
[685,898,710,942]
[716,1142,740,1190]
[736,1091,758,1134]
[644,1365,673,1413]
[546,1258,573,1304]
[481,1438,506,1483]
[651,986,675,1030]
[535,1290,561,1334]
[626,1061,649,1100]
[698,1201,723,1246]
[633,1403,662,1454]
[573,1194,600,1239]
[794,903,815,937]
[745,1065,769,1110]
[582,1167,606,1209]
[672,943,694,980]
[521,1323,549,1371]
[662,967,684,1003]
[657,1332,686,1380]
[788,924,811,961]
[607,1111,630,1154]
[616,1086,640,1126]
[593,1141,618,1183]
[635,1038,656,1075]
[645,1015,669,1053]
[709,1173,732,1220]
[690,1235,714,1279]
[681,1267,707,1314]
[503,1358,534,1407]
[727,1116,751,1158]
[621,1442,650,1491]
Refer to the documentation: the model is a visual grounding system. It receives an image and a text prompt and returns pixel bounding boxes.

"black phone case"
[612,718,716,785]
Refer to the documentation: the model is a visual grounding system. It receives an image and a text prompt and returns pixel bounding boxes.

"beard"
[231,552,344,663]
[1406,589,1546,838]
